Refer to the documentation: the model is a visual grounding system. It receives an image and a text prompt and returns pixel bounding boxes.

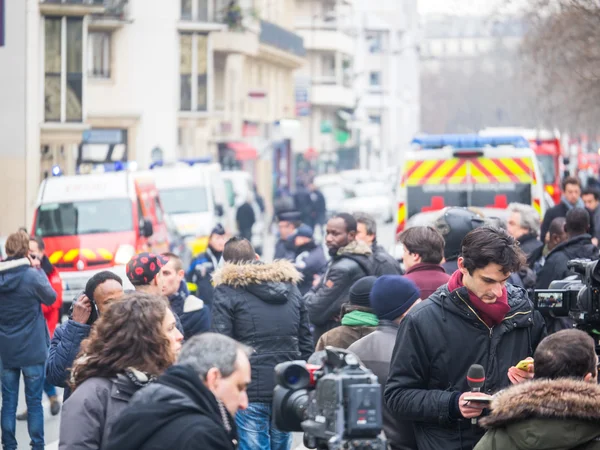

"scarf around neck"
[341,310,379,327]
[562,195,584,210]
[447,270,510,328]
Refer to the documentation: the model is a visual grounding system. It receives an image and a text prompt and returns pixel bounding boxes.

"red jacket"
[42,266,63,337]
[403,263,450,300]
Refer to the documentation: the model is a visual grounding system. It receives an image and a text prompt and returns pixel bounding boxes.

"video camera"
[272,347,386,450]
[534,259,600,335]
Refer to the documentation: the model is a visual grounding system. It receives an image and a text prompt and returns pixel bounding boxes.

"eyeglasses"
[29,254,37,260]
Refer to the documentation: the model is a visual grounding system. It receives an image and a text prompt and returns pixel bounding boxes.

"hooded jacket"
[315,304,377,351]
[59,370,154,450]
[536,234,599,289]
[305,240,372,341]
[348,321,416,450]
[475,379,600,450]
[104,365,238,450]
[169,280,211,339]
[384,283,546,450]
[211,260,314,403]
[0,258,56,368]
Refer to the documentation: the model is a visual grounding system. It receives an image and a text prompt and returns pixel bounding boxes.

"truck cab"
[32,170,170,308]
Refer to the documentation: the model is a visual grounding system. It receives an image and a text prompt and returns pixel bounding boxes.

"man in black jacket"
[211,237,313,450]
[384,226,547,450]
[507,203,544,268]
[104,333,251,450]
[274,211,300,261]
[354,212,403,276]
[305,213,372,341]
[536,207,599,289]
[540,176,585,242]
[294,224,327,295]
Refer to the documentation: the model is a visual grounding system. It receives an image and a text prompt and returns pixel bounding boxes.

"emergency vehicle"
[396,135,546,235]
[32,168,170,307]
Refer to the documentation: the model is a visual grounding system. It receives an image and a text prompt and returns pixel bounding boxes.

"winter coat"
[403,263,450,299]
[475,379,600,450]
[540,201,595,242]
[0,258,56,368]
[104,365,238,450]
[42,263,63,337]
[348,321,416,450]
[372,243,403,276]
[305,241,372,341]
[442,258,459,274]
[384,283,547,450]
[590,206,600,242]
[294,187,313,224]
[46,319,93,401]
[59,371,153,450]
[211,260,314,403]
[315,305,377,351]
[517,233,544,268]
[536,234,599,289]
[169,280,211,340]
[274,236,296,261]
[294,241,327,295]
[186,247,221,309]
[236,202,255,232]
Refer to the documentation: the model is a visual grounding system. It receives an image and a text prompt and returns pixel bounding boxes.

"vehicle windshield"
[321,184,348,205]
[159,187,209,214]
[536,154,557,185]
[34,199,133,237]
[407,184,532,217]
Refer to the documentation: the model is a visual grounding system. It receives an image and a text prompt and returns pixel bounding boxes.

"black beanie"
[349,276,377,308]
[370,275,420,321]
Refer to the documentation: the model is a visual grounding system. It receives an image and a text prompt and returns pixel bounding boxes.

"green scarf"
[341,310,379,327]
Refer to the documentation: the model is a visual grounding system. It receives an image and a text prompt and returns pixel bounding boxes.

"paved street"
[3,221,396,449]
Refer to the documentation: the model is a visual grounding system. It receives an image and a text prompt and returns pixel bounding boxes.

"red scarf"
[447,271,510,328]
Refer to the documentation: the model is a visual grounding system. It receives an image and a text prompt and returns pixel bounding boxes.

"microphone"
[466,364,486,425]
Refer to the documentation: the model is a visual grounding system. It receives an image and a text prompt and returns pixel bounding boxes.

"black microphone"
[466,364,485,425]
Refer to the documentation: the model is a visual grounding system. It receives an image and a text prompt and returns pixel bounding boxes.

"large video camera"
[272,347,386,450]
[534,259,600,334]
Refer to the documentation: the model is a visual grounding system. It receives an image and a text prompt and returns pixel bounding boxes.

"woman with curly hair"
[58,292,183,450]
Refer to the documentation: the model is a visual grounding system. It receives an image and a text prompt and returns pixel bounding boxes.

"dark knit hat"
[126,252,168,286]
[211,223,226,236]
[296,224,313,238]
[370,275,420,321]
[349,276,377,308]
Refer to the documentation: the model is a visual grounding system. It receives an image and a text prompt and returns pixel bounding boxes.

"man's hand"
[72,294,92,324]
[28,255,40,268]
[508,357,534,384]
[312,274,321,287]
[458,392,492,419]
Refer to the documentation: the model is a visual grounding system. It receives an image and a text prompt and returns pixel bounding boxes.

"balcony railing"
[259,20,305,58]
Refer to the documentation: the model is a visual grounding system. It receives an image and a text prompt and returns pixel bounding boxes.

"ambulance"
[32,169,170,307]
[396,135,546,236]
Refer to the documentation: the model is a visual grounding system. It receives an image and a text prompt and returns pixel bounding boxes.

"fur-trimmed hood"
[336,240,372,257]
[212,260,301,287]
[478,378,600,450]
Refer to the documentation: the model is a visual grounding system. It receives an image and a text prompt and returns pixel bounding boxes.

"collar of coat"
[0,258,30,273]
[212,259,301,288]
[480,378,600,428]
[336,240,372,257]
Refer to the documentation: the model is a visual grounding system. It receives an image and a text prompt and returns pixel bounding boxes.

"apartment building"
[0,0,305,233]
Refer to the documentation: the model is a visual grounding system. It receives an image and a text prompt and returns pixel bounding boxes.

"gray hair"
[508,203,541,236]
[177,333,252,380]
[353,212,377,236]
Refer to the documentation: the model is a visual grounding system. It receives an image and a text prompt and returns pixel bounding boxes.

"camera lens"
[286,374,299,385]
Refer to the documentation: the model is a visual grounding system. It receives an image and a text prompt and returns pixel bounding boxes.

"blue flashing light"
[412,134,530,150]
[149,158,212,169]
[51,165,63,177]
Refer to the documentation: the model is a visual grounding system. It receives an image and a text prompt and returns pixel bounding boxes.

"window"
[88,32,111,78]
[322,54,335,78]
[181,0,192,20]
[44,16,83,123]
[180,33,208,111]
[160,187,210,214]
[369,71,381,87]
[369,115,381,124]
[182,0,210,21]
[367,32,383,53]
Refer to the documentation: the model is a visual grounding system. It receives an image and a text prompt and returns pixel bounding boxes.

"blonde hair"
[5,231,30,258]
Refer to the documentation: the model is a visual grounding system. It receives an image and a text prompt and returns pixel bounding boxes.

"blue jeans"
[236,402,291,450]
[1,365,45,450]
[43,379,56,398]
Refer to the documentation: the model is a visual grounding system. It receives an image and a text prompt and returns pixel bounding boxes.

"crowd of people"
[1,173,600,450]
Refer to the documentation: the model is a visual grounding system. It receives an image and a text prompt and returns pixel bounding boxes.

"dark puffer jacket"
[305,241,372,341]
[536,234,599,289]
[517,233,544,267]
[475,379,600,450]
[371,243,403,276]
[211,260,313,403]
[384,283,546,450]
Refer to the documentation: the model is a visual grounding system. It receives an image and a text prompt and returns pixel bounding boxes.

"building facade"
[0,0,305,233]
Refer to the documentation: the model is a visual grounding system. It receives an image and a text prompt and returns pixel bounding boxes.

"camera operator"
[536,208,599,290]
[475,329,600,450]
[385,226,547,450]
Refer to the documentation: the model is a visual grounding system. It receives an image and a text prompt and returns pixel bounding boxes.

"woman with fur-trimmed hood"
[475,329,600,450]
[211,237,314,450]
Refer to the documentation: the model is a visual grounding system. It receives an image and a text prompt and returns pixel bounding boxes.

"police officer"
[186,224,226,309]
[274,211,301,261]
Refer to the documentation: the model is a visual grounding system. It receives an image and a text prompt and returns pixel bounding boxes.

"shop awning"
[227,142,257,161]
